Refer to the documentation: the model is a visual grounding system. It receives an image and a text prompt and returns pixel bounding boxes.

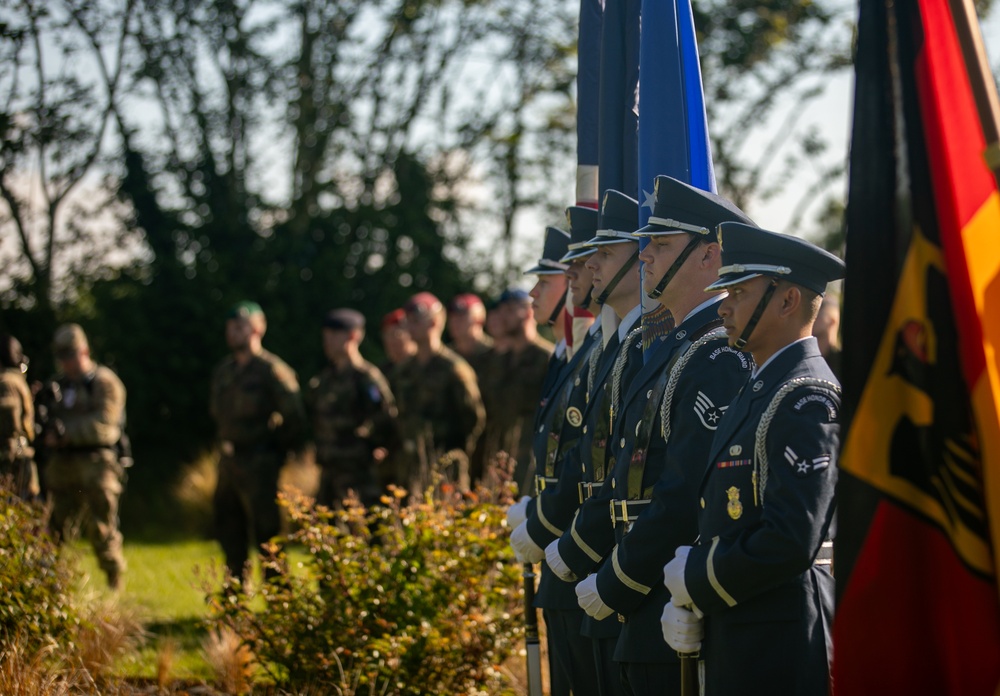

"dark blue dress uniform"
[523,312,642,690]
[520,218,592,696]
[685,338,838,696]
[678,222,845,696]
[531,325,601,696]
[559,302,752,685]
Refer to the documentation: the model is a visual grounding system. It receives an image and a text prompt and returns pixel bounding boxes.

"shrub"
[0,481,80,654]
[207,486,524,694]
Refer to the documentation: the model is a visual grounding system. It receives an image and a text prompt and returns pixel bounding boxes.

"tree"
[0,0,138,348]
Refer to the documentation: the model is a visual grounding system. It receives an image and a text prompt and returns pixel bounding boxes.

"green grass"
[71,539,226,681]
[71,539,313,683]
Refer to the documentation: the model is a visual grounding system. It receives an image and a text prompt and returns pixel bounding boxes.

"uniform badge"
[752,380,764,392]
[694,391,727,430]
[730,445,742,456]
[785,446,831,476]
[566,407,583,427]
[726,486,743,520]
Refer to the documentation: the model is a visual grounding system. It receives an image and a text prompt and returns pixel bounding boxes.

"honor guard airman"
[516,222,596,696]
[660,223,844,696]
[512,190,646,696]
[548,176,755,695]
[508,206,604,696]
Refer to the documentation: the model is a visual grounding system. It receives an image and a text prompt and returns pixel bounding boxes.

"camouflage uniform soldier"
[210,301,306,580]
[447,293,495,483]
[0,334,38,499]
[493,288,554,493]
[45,324,128,590]
[392,292,485,495]
[447,293,494,376]
[380,308,416,376]
[305,309,398,508]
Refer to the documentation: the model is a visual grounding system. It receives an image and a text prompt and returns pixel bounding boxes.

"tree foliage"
[0,0,882,492]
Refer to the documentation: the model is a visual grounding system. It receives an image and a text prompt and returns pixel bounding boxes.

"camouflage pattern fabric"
[45,364,127,586]
[305,358,398,507]
[209,349,305,579]
[390,346,485,494]
[0,367,37,498]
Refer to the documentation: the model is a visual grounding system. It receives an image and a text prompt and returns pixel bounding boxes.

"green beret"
[227,301,264,320]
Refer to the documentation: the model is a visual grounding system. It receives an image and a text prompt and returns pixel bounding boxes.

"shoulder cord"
[586,327,605,396]
[753,377,841,505]
[660,327,728,443]
[610,325,645,433]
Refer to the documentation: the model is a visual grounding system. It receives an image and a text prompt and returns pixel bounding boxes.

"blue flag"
[637,0,716,220]
[637,0,716,359]
[576,0,604,208]
[597,0,641,201]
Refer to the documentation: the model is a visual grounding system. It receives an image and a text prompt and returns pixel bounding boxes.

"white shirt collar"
[680,296,723,326]
[554,339,567,359]
[617,304,643,342]
[751,336,812,378]
[589,315,602,336]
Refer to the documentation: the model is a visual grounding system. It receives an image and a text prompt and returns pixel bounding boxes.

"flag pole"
[522,562,544,696]
[948,0,1000,182]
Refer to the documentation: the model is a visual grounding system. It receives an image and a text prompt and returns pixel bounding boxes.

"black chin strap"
[595,248,640,305]
[646,235,701,300]
[734,278,778,350]
[546,293,567,326]
[579,282,594,311]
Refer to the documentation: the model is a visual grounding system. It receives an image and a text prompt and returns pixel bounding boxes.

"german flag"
[834,0,1000,691]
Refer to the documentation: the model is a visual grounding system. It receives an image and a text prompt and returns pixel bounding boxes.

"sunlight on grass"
[70,539,313,682]
[71,540,223,680]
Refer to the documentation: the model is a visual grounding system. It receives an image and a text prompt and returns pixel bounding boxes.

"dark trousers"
[213,454,282,580]
[593,634,628,696]
[621,661,683,696]
[544,607,600,696]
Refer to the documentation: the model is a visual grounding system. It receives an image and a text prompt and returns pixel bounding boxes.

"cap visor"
[705,272,762,293]
[632,222,689,237]
[559,248,596,263]
[524,264,564,275]
[582,234,635,247]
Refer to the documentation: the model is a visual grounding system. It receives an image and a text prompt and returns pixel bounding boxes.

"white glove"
[506,495,532,529]
[575,574,614,620]
[545,540,578,582]
[510,522,546,564]
[663,545,693,607]
[661,599,704,653]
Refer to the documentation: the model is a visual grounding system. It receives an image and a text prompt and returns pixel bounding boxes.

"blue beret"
[323,308,365,331]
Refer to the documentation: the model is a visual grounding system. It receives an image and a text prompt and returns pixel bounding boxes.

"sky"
[751,4,1000,234]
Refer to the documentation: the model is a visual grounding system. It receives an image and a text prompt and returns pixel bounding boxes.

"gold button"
[700,497,706,509]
